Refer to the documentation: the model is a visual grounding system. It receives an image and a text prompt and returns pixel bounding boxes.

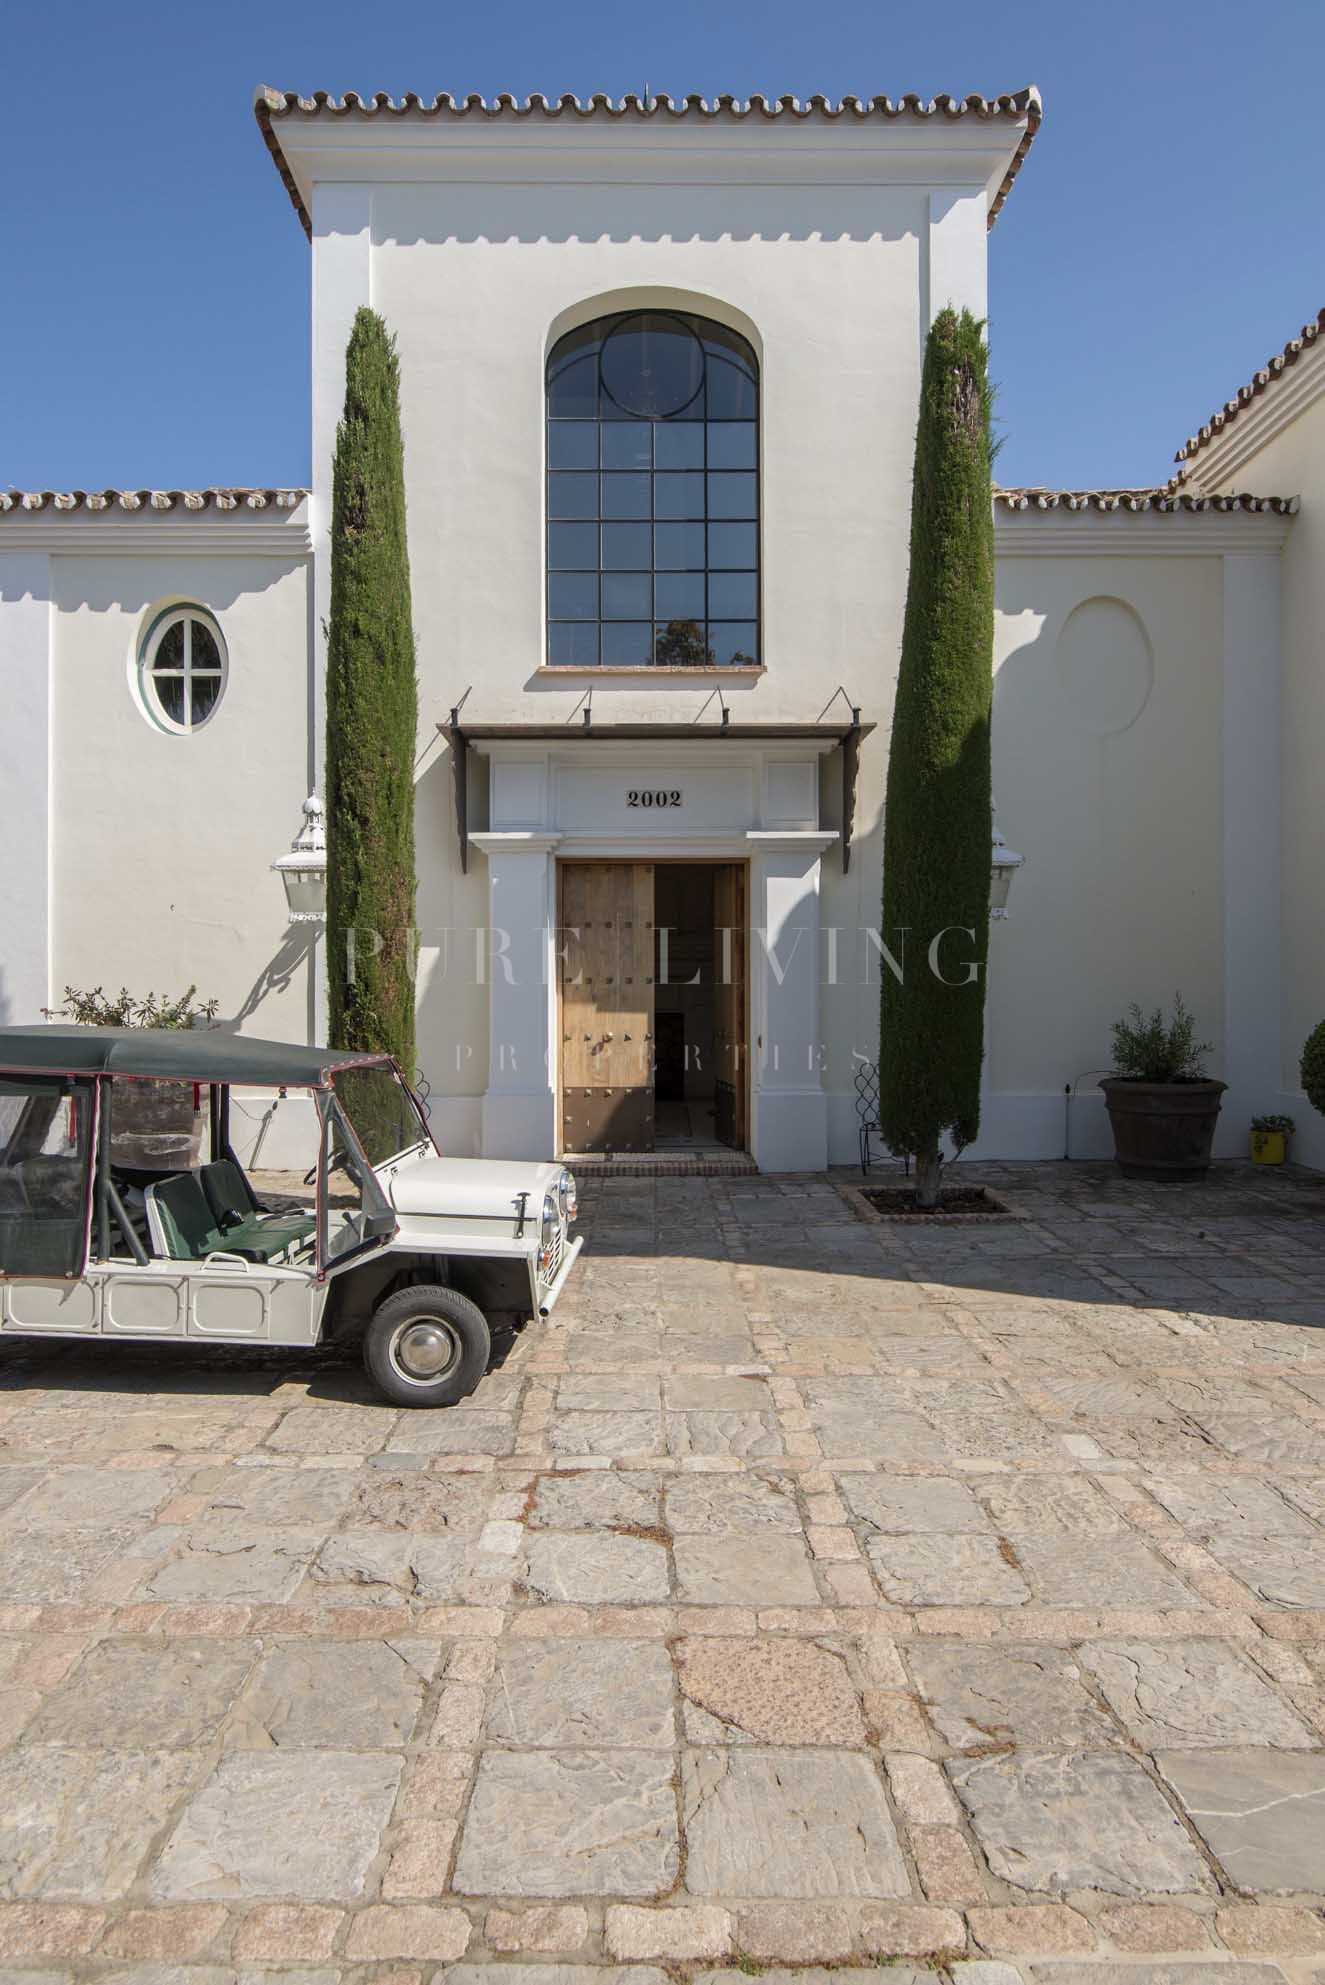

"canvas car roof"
[0,1026,393,1088]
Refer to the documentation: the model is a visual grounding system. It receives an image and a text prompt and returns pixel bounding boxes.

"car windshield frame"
[329,1064,437,1173]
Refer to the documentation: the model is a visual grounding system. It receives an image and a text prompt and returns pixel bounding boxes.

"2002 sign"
[627,789,682,808]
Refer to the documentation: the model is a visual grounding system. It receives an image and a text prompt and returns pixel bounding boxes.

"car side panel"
[1,1264,327,1347]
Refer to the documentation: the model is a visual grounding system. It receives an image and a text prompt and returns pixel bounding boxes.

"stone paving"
[1,1159,1325,1982]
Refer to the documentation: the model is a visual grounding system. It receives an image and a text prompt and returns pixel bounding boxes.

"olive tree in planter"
[42,984,218,1169]
[1302,1021,1325,1125]
[1100,996,1225,1178]
[326,307,419,1071]
[877,307,994,1209]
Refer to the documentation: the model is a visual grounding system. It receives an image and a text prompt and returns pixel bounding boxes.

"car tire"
[363,1284,491,1408]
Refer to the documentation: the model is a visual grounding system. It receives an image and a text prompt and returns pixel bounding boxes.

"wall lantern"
[990,807,1025,920]
[272,795,327,924]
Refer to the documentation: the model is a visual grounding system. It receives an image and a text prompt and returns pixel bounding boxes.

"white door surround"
[468,738,838,1172]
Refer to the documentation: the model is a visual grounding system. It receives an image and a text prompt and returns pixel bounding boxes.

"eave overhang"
[255,85,1041,242]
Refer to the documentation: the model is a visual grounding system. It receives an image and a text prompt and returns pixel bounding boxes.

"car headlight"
[539,1191,557,1271]
[558,1168,577,1223]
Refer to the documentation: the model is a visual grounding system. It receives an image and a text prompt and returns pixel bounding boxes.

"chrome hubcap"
[392,1319,459,1382]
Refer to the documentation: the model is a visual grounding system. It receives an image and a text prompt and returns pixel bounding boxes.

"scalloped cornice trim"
[995,486,1297,516]
[1175,307,1324,464]
[253,84,1043,241]
[0,488,308,516]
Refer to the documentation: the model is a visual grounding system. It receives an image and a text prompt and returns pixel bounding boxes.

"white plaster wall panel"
[762,759,817,828]
[0,554,52,1023]
[1220,553,1282,1146]
[48,554,313,1043]
[368,177,925,726]
[985,555,1224,1150]
[413,736,490,1134]
[490,757,549,830]
[926,188,988,325]
[1196,383,1325,1162]
[363,174,936,1157]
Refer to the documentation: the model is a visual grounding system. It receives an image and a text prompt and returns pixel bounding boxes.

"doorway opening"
[557,859,748,1157]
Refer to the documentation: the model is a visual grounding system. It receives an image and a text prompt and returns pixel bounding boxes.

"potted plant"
[1099,996,1225,1179]
[43,985,218,1170]
[1303,1021,1325,1127]
[1251,1114,1295,1165]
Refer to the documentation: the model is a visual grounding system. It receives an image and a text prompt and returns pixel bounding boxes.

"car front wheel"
[363,1284,491,1408]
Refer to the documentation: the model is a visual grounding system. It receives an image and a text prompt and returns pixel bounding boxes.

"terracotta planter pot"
[110,1077,205,1172]
[1099,1077,1226,1180]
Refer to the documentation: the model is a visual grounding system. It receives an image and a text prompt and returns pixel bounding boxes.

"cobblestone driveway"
[2,1161,1325,1983]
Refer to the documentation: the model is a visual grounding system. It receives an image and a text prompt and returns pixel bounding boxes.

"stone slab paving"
[1,1159,1325,1980]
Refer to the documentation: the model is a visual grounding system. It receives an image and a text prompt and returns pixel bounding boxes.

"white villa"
[2,86,1321,1171]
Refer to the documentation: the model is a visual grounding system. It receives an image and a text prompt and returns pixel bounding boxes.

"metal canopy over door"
[713,862,748,1151]
[559,863,655,1154]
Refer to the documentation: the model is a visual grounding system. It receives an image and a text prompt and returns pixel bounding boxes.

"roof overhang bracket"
[447,694,471,874]
[841,707,862,873]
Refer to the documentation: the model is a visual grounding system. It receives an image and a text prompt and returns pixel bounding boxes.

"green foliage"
[43,984,218,1029]
[877,308,995,1195]
[1110,995,1213,1081]
[653,619,712,666]
[326,308,419,1068]
[1251,1113,1295,1134]
[1302,1020,1325,1117]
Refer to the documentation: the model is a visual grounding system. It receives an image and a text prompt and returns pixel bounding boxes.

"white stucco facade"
[1172,324,1325,1165]
[1,89,1317,1170]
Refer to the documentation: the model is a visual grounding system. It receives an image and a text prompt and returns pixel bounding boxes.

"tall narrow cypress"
[325,308,418,1068]
[878,307,994,1207]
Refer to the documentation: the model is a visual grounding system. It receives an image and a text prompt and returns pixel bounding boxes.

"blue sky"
[3,0,1322,494]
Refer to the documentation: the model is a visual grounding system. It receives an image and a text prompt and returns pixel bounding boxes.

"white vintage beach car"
[0,1026,580,1406]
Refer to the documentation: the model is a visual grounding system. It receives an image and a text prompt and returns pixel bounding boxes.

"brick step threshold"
[560,1150,758,1177]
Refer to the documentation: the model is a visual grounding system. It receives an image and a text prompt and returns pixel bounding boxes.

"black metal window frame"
[545,309,761,670]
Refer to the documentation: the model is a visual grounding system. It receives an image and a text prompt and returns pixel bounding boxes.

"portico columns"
[469,832,561,1159]
[747,832,836,1173]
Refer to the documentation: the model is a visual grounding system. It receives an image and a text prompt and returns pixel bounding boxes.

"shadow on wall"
[413,750,489,1146]
[212,927,316,1034]
[59,558,306,622]
[371,191,923,251]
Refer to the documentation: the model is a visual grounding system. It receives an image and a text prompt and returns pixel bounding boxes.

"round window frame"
[137,605,228,736]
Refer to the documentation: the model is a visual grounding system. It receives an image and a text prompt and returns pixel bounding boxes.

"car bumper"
[537,1233,584,1316]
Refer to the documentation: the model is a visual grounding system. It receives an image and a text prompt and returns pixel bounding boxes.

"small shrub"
[43,984,218,1029]
[1110,995,1213,1082]
[1302,1021,1325,1117]
[1251,1113,1295,1134]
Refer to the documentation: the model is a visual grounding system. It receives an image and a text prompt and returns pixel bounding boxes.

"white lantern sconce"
[990,806,1025,920]
[272,795,327,924]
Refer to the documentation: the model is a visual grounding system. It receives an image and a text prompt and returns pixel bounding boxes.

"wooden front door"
[712,862,748,1151]
[558,863,655,1154]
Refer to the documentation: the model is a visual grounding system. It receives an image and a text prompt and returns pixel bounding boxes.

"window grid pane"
[547,309,759,667]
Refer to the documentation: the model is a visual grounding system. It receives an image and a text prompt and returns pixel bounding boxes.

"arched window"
[138,605,227,733]
[546,310,759,668]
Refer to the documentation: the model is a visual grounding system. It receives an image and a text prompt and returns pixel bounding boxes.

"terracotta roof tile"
[0,488,308,516]
[1175,307,1325,465]
[254,85,1042,241]
[995,486,1297,516]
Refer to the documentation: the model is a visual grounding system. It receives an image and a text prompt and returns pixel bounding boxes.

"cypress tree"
[325,308,419,1069]
[878,307,994,1207]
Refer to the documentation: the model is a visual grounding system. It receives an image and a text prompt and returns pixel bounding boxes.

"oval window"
[139,607,227,733]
